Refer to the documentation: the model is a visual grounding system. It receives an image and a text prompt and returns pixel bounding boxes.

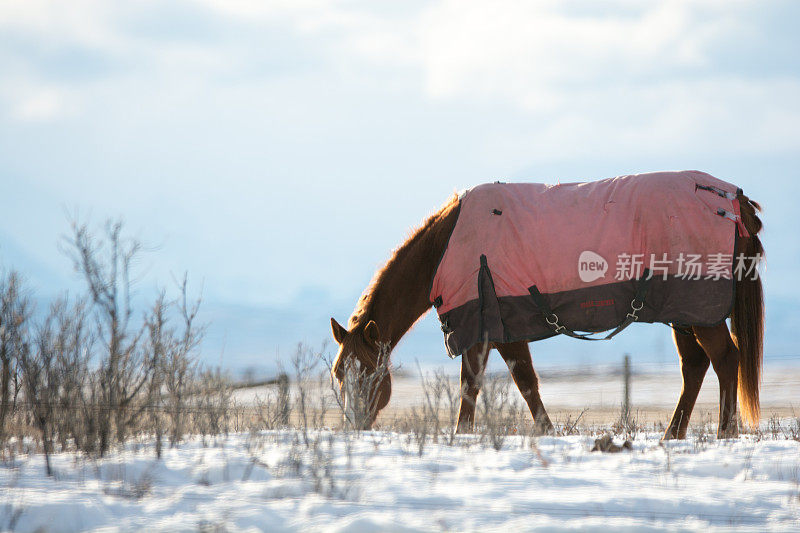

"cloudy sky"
[1,1,799,372]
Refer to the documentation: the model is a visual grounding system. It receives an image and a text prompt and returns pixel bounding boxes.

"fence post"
[277,372,290,426]
[622,353,631,430]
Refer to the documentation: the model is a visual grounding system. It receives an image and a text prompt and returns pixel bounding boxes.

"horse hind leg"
[496,341,554,435]
[663,328,710,440]
[693,323,740,438]
[456,342,490,434]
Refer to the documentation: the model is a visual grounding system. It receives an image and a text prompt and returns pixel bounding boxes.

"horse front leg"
[456,343,490,433]
[496,341,553,435]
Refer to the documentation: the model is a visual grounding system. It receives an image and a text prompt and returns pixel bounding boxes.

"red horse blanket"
[430,170,745,357]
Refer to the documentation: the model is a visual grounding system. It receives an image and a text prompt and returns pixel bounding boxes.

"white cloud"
[412,1,738,106]
[0,0,797,152]
[0,76,78,122]
[0,0,123,50]
[478,77,800,168]
[190,0,800,158]
[12,86,72,121]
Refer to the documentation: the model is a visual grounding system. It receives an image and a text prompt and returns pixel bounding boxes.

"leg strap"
[527,269,651,341]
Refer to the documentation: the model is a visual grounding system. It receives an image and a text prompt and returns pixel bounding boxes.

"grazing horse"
[330,171,763,439]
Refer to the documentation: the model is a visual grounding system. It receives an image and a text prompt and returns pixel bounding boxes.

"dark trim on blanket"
[438,274,735,358]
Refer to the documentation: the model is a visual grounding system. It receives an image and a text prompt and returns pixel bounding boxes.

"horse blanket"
[429,170,746,357]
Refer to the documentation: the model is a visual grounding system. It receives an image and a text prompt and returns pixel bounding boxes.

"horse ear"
[330,318,348,344]
[363,320,380,345]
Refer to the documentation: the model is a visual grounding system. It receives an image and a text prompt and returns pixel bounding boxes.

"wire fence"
[2,356,797,416]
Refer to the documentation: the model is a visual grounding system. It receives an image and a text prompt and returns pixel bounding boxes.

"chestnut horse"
[330,190,763,439]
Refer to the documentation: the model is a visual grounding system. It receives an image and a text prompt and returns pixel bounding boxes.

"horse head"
[330,317,392,429]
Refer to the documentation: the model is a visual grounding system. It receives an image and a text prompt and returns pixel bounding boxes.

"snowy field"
[2,428,799,532]
[3,366,799,532]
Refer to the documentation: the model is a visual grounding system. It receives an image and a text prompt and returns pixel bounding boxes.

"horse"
[330,171,763,439]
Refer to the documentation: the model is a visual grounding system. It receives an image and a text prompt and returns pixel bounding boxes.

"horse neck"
[363,204,458,349]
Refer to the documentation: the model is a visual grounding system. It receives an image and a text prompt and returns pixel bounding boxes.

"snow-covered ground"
[2,428,799,532]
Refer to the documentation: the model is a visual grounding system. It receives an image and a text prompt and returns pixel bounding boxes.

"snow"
[2,429,799,532]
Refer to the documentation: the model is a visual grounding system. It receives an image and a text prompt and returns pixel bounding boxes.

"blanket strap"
[527,268,651,341]
[696,183,737,200]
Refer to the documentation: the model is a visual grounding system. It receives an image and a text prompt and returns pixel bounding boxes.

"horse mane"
[348,194,459,330]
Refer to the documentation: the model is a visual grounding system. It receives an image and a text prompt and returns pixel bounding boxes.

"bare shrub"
[18,310,57,475]
[396,366,461,456]
[790,416,800,442]
[51,300,93,452]
[403,405,430,457]
[477,375,515,451]
[59,219,207,456]
[143,292,169,458]
[614,408,644,441]
[63,219,155,454]
[0,217,251,461]
[0,271,29,446]
[197,519,229,533]
[162,276,204,448]
[252,393,279,431]
[558,408,588,436]
[268,429,354,500]
[253,393,280,430]
[418,366,461,445]
[13,297,91,472]
[252,371,291,431]
[307,432,338,496]
[292,344,321,445]
[417,366,442,442]
[192,367,233,441]
[102,464,155,500]
[137,276,204,456]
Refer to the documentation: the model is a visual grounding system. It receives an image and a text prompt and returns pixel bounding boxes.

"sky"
[1,0,799,375]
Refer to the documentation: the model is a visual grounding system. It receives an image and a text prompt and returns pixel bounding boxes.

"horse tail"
[731,192,764,428]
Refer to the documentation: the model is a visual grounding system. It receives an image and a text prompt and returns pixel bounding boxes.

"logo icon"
[578,251,608,283]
